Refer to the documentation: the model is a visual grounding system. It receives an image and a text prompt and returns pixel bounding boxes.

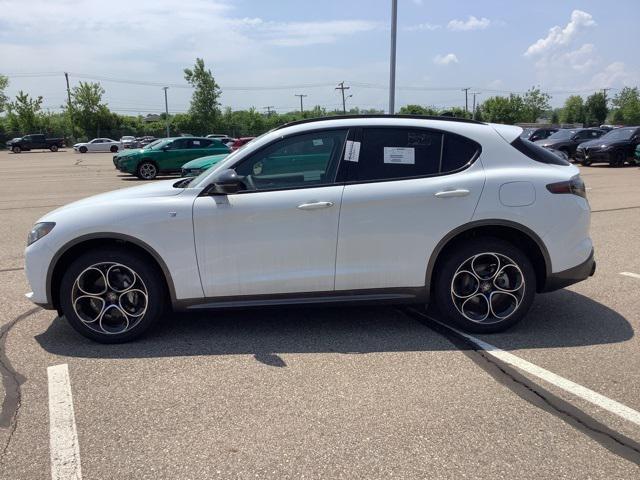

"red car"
[230,137,255,151]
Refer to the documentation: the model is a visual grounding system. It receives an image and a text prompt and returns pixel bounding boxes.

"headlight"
[27,222,55,246]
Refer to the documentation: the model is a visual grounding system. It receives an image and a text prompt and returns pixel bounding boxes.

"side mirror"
[205,169,246,195]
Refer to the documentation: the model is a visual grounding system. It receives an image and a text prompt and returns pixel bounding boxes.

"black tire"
[50,144,59,152]
[12,146,21,154]
[581,158,592,166]
[59,248,166,343]
[110,145,118,153]
[79,146,88,153]
[136,161,158,180]
[433,237,536,333]
[612,150,625,168]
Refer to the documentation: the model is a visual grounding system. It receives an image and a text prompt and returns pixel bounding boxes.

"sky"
[1,0,638,115]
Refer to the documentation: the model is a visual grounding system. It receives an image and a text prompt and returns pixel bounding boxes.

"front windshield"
[547,129,576,140]
[602,128,634,141]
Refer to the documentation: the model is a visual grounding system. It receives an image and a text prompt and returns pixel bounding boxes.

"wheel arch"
[47,233,177,313]
[426,220,552,294]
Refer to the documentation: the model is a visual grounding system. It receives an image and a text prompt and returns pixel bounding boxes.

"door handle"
[297,201,334,210]
[434,189,470,198]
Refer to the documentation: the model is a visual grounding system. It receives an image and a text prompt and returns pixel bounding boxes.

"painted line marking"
[418,313,640,428]
[48,364,82,480]
[620,272,640,280]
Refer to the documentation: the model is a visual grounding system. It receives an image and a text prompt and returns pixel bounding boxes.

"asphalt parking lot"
[0,149,639,479]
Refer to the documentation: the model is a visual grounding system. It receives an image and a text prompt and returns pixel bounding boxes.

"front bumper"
[543,249,595,292]
[575,149,611,164]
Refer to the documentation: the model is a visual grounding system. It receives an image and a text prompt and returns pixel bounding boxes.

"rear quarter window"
[511,137,570,166]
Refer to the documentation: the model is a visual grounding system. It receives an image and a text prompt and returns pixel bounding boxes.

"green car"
[181,153,229,177]
[113,137,230,180]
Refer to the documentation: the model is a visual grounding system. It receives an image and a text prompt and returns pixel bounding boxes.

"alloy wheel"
[139,163,157,179]
[450,252,525,325]
[71,262,148,335]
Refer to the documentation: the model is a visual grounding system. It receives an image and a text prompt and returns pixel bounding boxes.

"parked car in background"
[575,126,640,167]
[74,138,122,153]
[120,136,139,149]
[113,136,230,179]
[6,134,65,153]
[206,134,236,146]
[520,127,559,143]
[137,136,157,148]
[24,115,595,342]
[181,153,229,177]
[230,136,255,151]
[535,128,605,159]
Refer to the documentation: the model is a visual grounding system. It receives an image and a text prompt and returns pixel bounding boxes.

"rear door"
[335,126,485,291]
[159,138,191,171]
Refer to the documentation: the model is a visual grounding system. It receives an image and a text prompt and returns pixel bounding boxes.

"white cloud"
[433,53,458,65]
[447,16,491,31]
[524,10,595,57]
[404,22,441,32]
[588,62,638,89]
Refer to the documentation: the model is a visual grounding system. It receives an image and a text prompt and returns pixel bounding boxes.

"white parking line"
[620,272,640,280]
[420,314,640,427]
[48,364,82,480]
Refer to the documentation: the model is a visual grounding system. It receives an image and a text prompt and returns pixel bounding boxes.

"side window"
[234,129,348,191]
[350,128,479,182]
[168,138,189,149]
[189,139,210,148]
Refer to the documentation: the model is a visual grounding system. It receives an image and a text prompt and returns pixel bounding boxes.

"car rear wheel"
[59,249,166,343]
[50,144,59,152]
[612,150,625,168]
[12,146,21,153]
[79,146,88,153]
[137,161,158,180]
[433,237,536,333]
[110,145,118,153]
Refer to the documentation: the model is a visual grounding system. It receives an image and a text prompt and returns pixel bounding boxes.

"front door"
[193,129,349,298]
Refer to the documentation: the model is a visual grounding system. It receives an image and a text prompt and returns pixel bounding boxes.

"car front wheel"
[137,161,158,180]
[79,146,88,153]
[12,146,21,153]
[50,144,59,152]
[59,249,166,343]
[434,237,536,333]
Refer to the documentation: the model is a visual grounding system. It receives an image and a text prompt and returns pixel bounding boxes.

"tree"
[0,74,8,114]
[560,95,585,124]
[584,92,608,126]
[611,87,640,125]
[480,94,525,124]
[184,58,221,134]
[71,81,109,138]
[522,87,551,123]
[8,91,43,133]
[398,104,439,115]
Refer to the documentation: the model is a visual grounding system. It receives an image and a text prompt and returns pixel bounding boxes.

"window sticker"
[344,140,361,162]
[312,139,324,146]
[193,140,201,145]
[384,147,415,164]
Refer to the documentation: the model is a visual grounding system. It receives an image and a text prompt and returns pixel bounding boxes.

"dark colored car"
[230,137,255,151]
[535,128,605,159]
[521,127,559,143]
[137,136,157,147]
[114,136,230,179]
[575,126,640,167]
[6,134,65,153]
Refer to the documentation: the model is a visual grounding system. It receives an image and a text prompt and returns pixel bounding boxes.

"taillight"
[546,174,586,198]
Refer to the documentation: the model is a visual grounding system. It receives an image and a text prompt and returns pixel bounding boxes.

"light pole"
[162,87,170,138]
[388,0,397,115]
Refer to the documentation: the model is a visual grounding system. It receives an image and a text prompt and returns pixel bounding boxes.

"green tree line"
[2,61,640,147]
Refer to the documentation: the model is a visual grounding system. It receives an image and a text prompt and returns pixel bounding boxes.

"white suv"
[25,116,595,342]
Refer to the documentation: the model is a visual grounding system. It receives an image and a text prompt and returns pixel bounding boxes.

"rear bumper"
[542,248,595,292]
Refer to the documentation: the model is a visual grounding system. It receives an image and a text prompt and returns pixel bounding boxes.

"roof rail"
[275,114,486,130]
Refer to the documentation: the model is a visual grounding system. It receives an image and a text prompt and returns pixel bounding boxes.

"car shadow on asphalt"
[35,289,633,364]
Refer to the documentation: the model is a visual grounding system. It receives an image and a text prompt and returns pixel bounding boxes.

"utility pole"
[64,72,75,143]
[602,88,612,104]
[264,106,275,116]
[162,87,170,138]
[462,87,470,114]
[294,94,307,115]
[471,92,481,120]
[388,0,398,115]
[335,82,350,114]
